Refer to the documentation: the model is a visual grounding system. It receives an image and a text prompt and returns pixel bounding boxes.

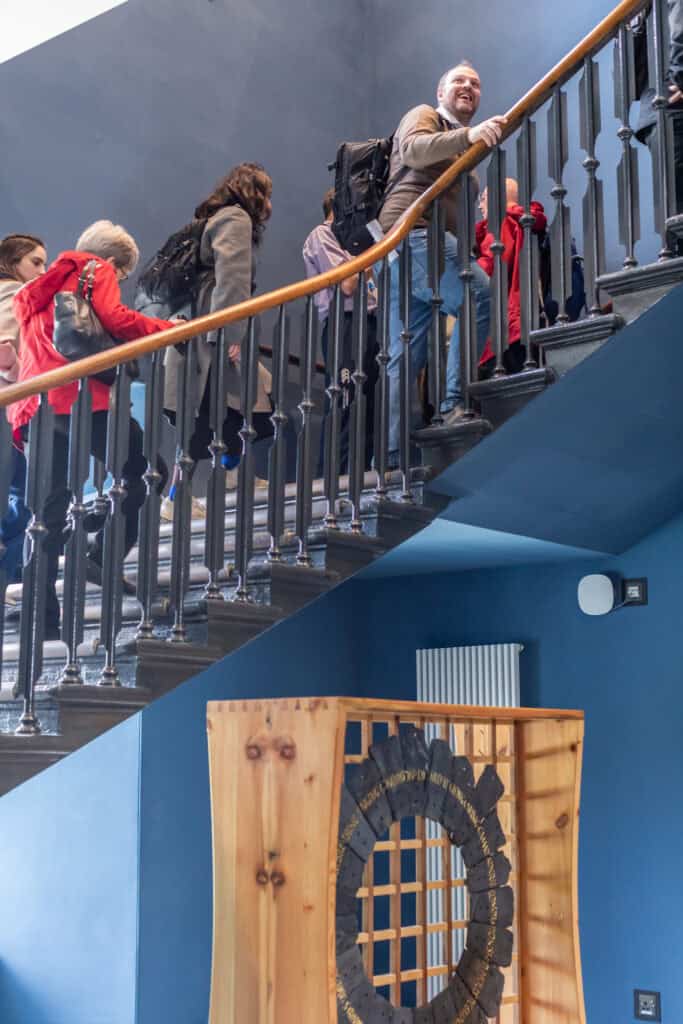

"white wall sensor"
[577,574,615,616]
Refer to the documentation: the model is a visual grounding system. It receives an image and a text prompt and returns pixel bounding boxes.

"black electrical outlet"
[634,989,661,1021]
[623,578,648,606]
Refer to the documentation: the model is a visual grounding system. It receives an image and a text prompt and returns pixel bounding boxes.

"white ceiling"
[0,1,128,66]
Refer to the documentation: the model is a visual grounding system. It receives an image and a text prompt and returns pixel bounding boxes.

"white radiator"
[415,643,522,998]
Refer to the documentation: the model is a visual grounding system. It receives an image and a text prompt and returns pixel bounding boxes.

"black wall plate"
[634,989,661,1021]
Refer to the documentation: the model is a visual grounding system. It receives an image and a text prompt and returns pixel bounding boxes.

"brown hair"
[194,163,273,245]
[0,234,45,281]
[322,188,335,219]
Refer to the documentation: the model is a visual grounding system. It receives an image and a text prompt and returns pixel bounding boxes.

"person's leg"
[387,231,433,457]
[41,418,71,634]
[88,412,156,563]
[442,232,491,412]
[363,314,379,471]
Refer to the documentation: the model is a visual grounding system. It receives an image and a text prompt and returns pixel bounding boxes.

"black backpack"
[329,138,395,256]
[136,218,207,314]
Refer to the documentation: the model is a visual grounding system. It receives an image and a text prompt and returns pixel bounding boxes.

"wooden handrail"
[0,0,648,410]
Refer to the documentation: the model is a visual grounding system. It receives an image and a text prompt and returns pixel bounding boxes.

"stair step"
[414,416,493,477]
[598,256,683,323]
[467,368,555,429]
[531,313,623,377]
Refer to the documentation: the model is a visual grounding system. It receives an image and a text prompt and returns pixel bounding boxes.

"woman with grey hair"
[9,219,175,638]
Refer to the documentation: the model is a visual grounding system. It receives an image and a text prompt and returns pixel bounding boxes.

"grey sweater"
[379,104,473,235]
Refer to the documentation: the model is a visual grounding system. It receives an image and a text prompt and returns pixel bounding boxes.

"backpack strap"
[76,259,98,302]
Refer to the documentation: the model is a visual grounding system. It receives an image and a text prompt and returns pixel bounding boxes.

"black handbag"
[53,260,139,386]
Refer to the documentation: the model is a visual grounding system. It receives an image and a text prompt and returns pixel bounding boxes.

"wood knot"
[255,869,269,886]
[270,870,286,888]
[555,812,570,830]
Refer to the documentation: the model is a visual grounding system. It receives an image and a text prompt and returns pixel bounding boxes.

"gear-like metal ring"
[336,726,513,1023]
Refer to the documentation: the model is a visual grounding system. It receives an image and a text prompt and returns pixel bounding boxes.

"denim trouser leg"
[443,242,491,411]
[387,232,433,455]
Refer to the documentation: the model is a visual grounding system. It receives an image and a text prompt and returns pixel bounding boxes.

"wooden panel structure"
[207,697,585,1023]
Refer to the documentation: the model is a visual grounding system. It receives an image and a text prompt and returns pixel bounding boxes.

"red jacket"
[476,201,547,363]
[10,251,173,429]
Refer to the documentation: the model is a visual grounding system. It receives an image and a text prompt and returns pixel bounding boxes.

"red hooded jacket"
[476,201,547,364]
[9,251,173,430]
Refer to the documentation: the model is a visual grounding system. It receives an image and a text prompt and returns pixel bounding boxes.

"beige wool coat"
[163,205,272,414]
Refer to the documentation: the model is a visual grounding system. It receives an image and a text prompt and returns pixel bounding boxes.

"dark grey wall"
[366,0,660,269]
[0,0,367,303]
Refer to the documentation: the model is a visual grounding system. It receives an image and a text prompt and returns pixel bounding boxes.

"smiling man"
[379,62,506,459]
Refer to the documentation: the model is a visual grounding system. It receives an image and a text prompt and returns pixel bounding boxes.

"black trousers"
[317,312,378,476]
[42,411,165,629]
[184,373,274,465]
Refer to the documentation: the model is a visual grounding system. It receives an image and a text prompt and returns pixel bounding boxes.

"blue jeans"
[388,229,490,454]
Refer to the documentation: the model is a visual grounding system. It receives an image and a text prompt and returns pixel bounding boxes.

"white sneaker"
[441,404,468,427]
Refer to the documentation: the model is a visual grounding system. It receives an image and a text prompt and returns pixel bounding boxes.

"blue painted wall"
[0,716,141,1024]
[135,583,365,1024]
[353,509,683,1023]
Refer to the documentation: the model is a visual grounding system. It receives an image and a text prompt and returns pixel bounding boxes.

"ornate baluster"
[294,298,316,563]
[427,198,445,423]
[348,277,368,533]
[60,381,92,683]
[517,117,540,367]
[650,0,677,257]
[98,366,131,686]
[137,348,166,638]
[232,319,258,601]
[0,416,13,684]
[323,286,342,527]
[487,146,510,376]
[397,241,414,501]
[456,176,478,412]
[373,259,391,497]
[204,328,228,600]
[16,395,54,733]
[548,87,573,322]
[169,341,197,642]
[267,307,290,560]
[92,457,108,521]
[614,24,641,268]
[580,55,606,315]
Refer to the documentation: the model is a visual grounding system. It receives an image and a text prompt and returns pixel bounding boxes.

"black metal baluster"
[580,55,607,315]
[204,329,228,600]
[92,456,108,522]
[294,298,316,563]
[427,198,445,424]
[233,319,258,600]
[137,349,166,639]
[323,286,342,528]
[348,277,368,534]
[614,24,641,267]
[98,366,131,686]
[548,87,573,323]
[168,341,197,642]
[397,242,414,501]
[267,308,290,560]
[456,178,478,413]
[487,146,510,376]
[373,259,391,497]
[518,117,540,368]
[16,395,54,734]
[650,0,677,257]
[60,381,92,683]
[0,416,13,684]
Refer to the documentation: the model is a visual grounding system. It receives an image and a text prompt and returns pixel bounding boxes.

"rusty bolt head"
[280,744,296,761]
[246,743,262,760]
[270,870,286,887]
[255,869,269,886]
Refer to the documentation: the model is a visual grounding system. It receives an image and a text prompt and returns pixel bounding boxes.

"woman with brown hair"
[163,162,274,490]
[0,234,47,385]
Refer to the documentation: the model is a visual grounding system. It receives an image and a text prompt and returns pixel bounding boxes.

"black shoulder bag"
[53,260,139,386]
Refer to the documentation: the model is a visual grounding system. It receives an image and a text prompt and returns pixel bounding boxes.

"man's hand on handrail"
[467,115,507,148]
